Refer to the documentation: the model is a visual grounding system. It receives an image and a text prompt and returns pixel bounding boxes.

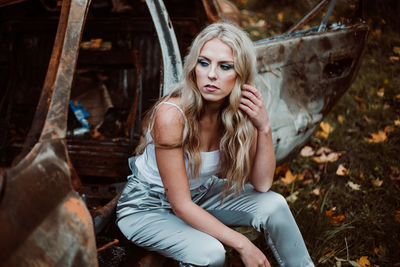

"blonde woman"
[117,22,314,267]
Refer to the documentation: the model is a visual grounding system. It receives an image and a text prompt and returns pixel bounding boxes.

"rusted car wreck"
[0,0,368,265]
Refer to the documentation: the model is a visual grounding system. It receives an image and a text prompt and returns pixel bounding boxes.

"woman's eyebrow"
[198,55,234,64]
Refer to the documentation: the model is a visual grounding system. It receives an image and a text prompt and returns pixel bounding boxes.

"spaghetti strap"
[155,102,185,118]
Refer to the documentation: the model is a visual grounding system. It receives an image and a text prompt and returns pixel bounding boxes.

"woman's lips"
[204,84,219,92]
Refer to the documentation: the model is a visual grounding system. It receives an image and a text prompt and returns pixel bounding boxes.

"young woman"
[116,22,314,267]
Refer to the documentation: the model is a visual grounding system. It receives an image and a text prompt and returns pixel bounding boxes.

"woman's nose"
[208,65,217,80]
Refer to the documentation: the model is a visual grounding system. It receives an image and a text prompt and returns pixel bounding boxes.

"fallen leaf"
[347,181,361,191]
[313,152,341,163]
[332,214,345,225]
[336,164,348,176]
[357,256,371,267]
[395,119,400,127]
[372,29,381,36]
[316,147,333,155]
[316,122,334,139]
[363,115,373,123]
[389,56,399,62]
[359,173,365,180]
[275,163,289,175]
[300,146,315,157]
[286,191,299,203]
[372,178,383,187]
[277,11,284,22]
[353,96,364,103]
[364,131,388,143]
[374,247,380,256]
[281,170,297,184]
[396,94,400,99]
[377,88,384,97]
[326,209,334,217]
[312,188,321,195]
[337,115,344,124]
[394,46,400,56]
[395,211,400,223]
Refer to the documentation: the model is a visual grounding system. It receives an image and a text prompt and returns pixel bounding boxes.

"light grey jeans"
[116,165,314,267]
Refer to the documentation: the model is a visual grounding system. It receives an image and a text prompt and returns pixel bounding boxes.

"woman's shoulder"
[152,97,185,143]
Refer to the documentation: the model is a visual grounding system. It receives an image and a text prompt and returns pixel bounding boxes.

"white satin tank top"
[134,102,220,189]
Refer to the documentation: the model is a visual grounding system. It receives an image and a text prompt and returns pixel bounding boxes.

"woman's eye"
[220,64,234,70]
[197,59,209,67]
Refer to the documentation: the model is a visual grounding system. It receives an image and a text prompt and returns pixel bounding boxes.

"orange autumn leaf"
[384,125,394,134]
[325,209,334,217]
[374,247,380,256]
[395,211,400,223]
[275,163,289,175]
[277,11,284,22]
[354,96,364,103]
[357,256,371,267]
[281,170,297,185]
[364,130,388,143]
[332,214,345,225]
[337,115,344,124]
[316,122,333,139]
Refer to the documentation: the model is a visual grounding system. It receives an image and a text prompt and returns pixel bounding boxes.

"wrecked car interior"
[0,0,368,265]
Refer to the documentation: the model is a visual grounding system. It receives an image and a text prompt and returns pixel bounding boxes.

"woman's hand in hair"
[239,84,271,134]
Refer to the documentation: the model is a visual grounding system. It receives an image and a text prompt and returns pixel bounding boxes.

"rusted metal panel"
[0,0,98,265]
[145,0,182,96]
[254,22,369,162]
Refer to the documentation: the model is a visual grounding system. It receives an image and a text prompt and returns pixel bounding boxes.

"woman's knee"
[181,237,226,267]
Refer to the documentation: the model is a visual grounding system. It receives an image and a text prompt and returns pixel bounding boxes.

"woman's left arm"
[240,84,276,192]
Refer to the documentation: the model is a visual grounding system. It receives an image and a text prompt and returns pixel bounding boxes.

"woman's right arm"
[152,105,270,267]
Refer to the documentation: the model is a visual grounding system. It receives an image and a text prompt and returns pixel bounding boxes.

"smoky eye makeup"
[197,58,209,66]
[220,63,234,70]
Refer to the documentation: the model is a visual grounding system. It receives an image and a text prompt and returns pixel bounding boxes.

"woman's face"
[195,38,237,104]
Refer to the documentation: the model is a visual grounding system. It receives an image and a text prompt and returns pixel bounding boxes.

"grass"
[227,1,400,266]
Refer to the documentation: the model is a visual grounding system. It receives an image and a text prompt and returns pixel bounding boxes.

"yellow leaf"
[377,88,384,97]
[372,178,383,187]
[395,119,400,127]
[320,121,333,135]
[336,164,348,176]
[393,46,400,56]
[347,181,361,191]
[277,11,284,22]
[281,170,297,184]
[337,115,344,124]
[364,131,388,143]
[300,146,315,157]
[357,256,371,267]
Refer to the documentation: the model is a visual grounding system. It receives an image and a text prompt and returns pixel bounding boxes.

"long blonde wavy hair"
[136,22,257,195]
